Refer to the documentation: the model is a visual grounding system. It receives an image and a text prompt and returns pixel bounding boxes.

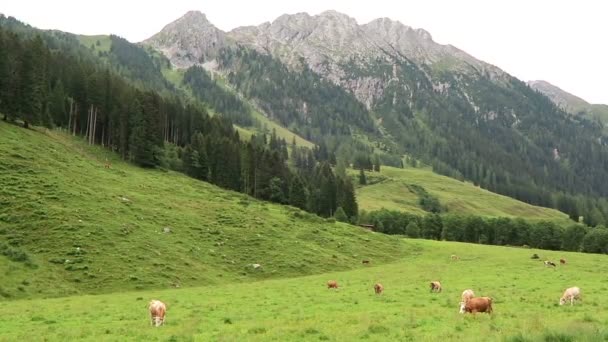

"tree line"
[362,209,608,254]
[0,28,358,220]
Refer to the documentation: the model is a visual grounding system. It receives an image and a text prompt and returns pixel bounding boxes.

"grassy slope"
[2,239,607,341]
[0,121,404,299]
[77,35,112,54]
[354,166,570,223]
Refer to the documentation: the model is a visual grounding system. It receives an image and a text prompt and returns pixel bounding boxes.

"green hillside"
[354,166,570,223]
[0,121,403,299]
[2,239,607,341]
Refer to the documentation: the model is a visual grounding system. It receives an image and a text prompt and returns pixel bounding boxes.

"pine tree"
[334,207,348,222]
[268,177,285,203]
[49,80,66,126]
[340,177,358,220]
[288,175,308,210]
[359,169,367,185]
[315,162,338,217]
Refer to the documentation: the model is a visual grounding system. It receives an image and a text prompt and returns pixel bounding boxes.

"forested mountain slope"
[145,11,608,224]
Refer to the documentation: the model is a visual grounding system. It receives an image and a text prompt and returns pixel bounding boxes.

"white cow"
[149,300,167,327]
[559,287,581,306]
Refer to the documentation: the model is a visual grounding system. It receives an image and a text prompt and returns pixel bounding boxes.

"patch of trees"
[361,209,608,254]
[180,129,358,220]
[183,65,253,126]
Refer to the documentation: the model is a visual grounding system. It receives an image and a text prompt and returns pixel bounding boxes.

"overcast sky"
[3,0,607,104]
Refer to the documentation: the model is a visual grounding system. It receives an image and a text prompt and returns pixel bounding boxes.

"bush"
[334,207,348,223]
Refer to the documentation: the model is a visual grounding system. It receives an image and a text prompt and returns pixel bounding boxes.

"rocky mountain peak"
[528,80,590,112]
[143,10,226,68]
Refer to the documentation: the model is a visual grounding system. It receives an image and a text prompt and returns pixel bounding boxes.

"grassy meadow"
[1,239,607,341]
[354,166,570,224]
[0,121,403,299]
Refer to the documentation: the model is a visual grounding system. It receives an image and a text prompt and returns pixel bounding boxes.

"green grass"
[251,109,315,149]
[0,121,403,299]
[2,239,607,341]
[354,166,570,224]
[77,35,112,53]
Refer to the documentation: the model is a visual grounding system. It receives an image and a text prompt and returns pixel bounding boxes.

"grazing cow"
[451,255,460,261]
[362,260,370,265]
[559,287,581,306]
[560,259,566,265]
[327,280,339,289]
[531,253,540,259]
[430,281,442,293]
[104,158,111,169]
[460,297,493,314]
[461,289,475,305]
[149,300,166,327]
[374,283,384,295]
[544,260,557,267]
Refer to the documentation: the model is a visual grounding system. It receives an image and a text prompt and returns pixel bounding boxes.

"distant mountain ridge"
[528,80,608,126]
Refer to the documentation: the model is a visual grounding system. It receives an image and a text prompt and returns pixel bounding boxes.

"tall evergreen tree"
[288,175,308,210]
[359,169,367,185]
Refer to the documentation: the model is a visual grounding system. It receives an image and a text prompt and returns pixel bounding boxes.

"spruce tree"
[334,207,348,222]
[359,169,367,185]
[341,177,358,220]
[288,175,308,210]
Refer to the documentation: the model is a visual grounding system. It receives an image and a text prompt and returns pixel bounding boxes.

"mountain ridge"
[528,79,608,127]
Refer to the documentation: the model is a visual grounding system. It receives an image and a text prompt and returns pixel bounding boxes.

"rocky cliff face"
[143,11,227,68]
[143,10,506,92]
[143,10,536,128]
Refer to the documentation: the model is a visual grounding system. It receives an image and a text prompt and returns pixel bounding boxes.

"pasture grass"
[354,166,570,224]
[0,121,403,299]
[1,239,607,341]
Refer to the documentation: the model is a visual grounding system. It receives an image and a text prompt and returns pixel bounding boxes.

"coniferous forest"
[0,26,358,221]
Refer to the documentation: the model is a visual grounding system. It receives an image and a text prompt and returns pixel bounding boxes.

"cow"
[430,281,442,293]
[560,259,566,265]
[461,289,475,305]
[149,300,166,327]
[460,297,493,314]
[327,280,339,289]
[374,283,384,295]
[544,260,557,267]
[362,260,370,265]
[451,255,460,261]
[559,287,581,306]
[104,158,111,169]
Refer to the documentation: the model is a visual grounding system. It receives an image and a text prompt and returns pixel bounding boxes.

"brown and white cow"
[559,286,581,306]
[560,258,566,265]
[544,260,557,267]
[374,283,384,295]
[451,255,460,261]
[460,289,475,305]
[327,280,339,289]
[430,281,442,293]
[460,297,493,314]
[149,300,167,327]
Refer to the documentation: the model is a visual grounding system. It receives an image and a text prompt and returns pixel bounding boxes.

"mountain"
[528,80,608,126]
[143,10,227,69]
[143,10,608,222]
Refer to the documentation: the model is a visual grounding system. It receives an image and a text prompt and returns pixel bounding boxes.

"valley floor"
[2,239,607,341]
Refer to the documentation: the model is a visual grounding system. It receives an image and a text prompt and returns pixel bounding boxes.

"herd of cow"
[146,254,582,327]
